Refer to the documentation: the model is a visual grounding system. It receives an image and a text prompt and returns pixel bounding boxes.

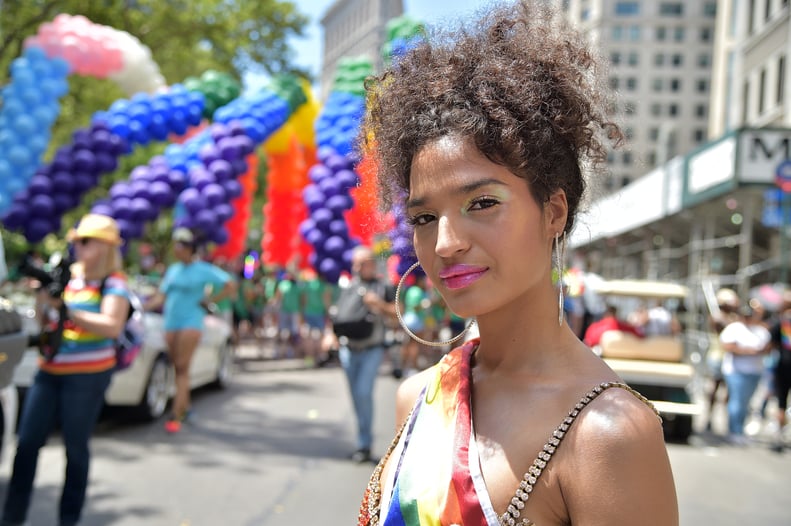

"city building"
[560,0,717,190]
[570,0,791,319]
[319,0,404,100]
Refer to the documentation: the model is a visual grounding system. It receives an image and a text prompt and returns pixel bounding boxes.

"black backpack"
[331,281,382,341]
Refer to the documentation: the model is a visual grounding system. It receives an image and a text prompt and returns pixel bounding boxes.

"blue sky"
[245,0,492,91]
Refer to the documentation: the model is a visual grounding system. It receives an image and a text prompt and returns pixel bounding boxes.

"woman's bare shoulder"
[393,367,435,429]
[558,386,679,525]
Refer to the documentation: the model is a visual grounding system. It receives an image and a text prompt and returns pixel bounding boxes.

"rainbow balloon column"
[298,57,374,282]
[0,14,165,218]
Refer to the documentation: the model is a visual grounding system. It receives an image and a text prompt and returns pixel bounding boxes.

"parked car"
[588,279,705,441]
[12,288,234,421]
[0,296,27,461]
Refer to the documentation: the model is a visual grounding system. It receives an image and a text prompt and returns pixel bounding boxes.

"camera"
[17,252,72,299]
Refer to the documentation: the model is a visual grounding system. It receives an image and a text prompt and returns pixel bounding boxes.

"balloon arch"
[0,13,425,283]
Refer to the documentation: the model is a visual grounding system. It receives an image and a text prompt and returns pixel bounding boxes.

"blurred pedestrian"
[143,228,234,433]
[769,292,791,452]
[299,269,331,366]
[2,214,130,526]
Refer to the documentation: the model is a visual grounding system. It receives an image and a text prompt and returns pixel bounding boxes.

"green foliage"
[0,0,310,265]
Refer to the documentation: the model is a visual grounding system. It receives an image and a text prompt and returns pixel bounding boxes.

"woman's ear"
[545,189,569,235]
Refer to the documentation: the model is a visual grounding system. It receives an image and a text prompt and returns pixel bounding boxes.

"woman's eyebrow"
[406,178,507,209]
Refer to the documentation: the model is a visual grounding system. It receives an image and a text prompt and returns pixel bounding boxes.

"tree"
[0,0,311,266]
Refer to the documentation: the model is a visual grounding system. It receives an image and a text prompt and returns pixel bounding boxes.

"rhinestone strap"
[498,382,661,526]
[358,410,413,526]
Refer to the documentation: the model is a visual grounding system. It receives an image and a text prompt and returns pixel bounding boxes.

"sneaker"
[164,416,182,433]
[350,448,371,463]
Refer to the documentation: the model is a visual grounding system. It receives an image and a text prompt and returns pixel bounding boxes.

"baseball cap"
[67,214,123,246]
[172,227,196,245]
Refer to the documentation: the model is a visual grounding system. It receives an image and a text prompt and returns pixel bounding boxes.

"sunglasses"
[76,238,95,246]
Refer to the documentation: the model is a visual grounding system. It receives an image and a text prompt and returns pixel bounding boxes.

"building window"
[623,152,633,165]
[624,127,635,139]
[581,8,590,20]
[693,129,706,142]
[620,176,632,187]
[668,103,679,116]
[647,151,657,166]
[697,79,709,92]
[766,0,772,21]
[628,51,639,66]
[759,68,767,114]
[742,80,750,122]
[610,77,620,90]
[660,3,684,16]
[652,78,663,91]
[748,0,756,35]
[778,54,786,104]
[695,104,707,118]
[624,101,637,114]
[704,2,717,16]
[626,77,638,90]
[674,26,685,42]
[654,53,664,66]
[629,25,641,41]
[649,128,660,140]
[607,152,616,164]
[698,53,711,67]
[610,51,622,65]
[670,78,681,91]
[656,26,667,41]
[613,25,624,40]
[700,27,712,42]
[615,1,640,15]
[671,53,683,67]
[651,103,662,116]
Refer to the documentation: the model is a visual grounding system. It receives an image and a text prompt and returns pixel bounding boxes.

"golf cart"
[589,279,703,441]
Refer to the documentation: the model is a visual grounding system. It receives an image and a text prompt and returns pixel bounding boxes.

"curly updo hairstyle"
[362,0,622,235]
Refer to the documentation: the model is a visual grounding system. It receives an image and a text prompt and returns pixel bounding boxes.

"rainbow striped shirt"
[39,272,129,375]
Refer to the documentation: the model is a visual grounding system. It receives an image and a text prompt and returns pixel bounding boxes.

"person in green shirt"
[300,270,331,366]
[274,270,301,356]
[397,274,429,378]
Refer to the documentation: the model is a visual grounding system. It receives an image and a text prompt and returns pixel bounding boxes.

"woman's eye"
[469,197,499,210]
[406,213,434,226]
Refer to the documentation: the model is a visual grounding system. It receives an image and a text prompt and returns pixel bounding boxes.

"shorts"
[303,314,326,331]
[278,312,299,334]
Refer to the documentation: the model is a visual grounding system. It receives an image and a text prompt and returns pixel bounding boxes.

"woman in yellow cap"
[2,213,131,526]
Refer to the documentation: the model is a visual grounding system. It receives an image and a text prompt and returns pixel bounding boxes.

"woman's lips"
[438,265,488,290]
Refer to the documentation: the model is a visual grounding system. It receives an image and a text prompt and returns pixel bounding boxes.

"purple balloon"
[209,226,229,245]
[25,219,52,243]
[210,123,231,143]
[230,158,248,176]
[149,181,174,207]
[110,182,133,200]
[215,203,234,222]
[222,179,242,199]
[173,216,196,230]
[326,194,351,216]
[149,164,171,184]
[30,194,55,216]
[198,144,221,166]
[50,150,73,172]
[91,129,114,153]
[236,135,254,156]
[312,207,333,232]
[318,257,341,283]
[329,219,348,237]
[53,193,77,214]
[217,136,242,161]
[308,164,332,184]
[130,180,152,200]
[202,183,226,207]
[318,177,341,198]
[116,218,140,240]
[130,197,153,221]
[2,203,28,229]
[208,159,233,182]
[189,167,216,191]
[179,187,206,215]
[227,120,247,137]
[299,218,316,238]
[194,208,217,232]
[72,149,97,173]
[28,175,52,196]
[73,172,98,193]
[111,197,133,220]
[72,129,92,150]
[317,145,336,163]
[336,169,359,191]
[94,151,118,173]
[325,154,351,173]
[168,169,188,192]
[130,165,152,181]
[150,155,169,167]
[323,235,346,258]
[305,228,324,247]
[91,203,114,217]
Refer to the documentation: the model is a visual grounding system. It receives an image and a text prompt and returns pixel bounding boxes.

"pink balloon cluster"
[23,13,165,94]
[24,14,124,78]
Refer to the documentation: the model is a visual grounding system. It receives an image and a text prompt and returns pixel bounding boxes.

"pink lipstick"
[438,264,488,290]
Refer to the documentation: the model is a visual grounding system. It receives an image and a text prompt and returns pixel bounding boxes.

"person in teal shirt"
[144,228,234,433]
[274,270,301,355]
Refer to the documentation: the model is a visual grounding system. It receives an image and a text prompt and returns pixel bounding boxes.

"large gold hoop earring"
[395,261,476,348]
[555,232,566,327]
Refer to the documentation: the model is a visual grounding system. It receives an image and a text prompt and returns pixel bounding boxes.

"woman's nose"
[435,216,468,257]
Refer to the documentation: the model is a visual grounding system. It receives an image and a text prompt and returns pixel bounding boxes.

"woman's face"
[173,241,194,261]
[406,136,566,319]
[73,237,109,270]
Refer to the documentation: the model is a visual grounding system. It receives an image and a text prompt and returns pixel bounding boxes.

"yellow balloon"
[264,122,294,154]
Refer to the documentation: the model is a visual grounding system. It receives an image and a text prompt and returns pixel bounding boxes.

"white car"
[13,303,234,421]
